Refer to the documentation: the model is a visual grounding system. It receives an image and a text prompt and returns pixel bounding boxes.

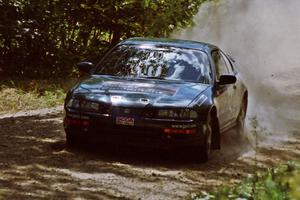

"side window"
[211,50,229,80]
[220,51,235,75]
[193,51,212,84]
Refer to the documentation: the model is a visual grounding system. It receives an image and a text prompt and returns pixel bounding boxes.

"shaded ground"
[0,109,299,199]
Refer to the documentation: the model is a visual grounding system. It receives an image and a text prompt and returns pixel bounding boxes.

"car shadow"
[0,113,265,170]
[50,118,252,169]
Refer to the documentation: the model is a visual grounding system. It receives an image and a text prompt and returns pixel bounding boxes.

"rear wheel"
[236,99,247,136]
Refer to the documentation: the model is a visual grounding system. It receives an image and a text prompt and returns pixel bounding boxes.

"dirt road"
[0,107,299,199]
[2,0,300,198]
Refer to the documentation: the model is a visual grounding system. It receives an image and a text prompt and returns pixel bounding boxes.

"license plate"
[116,117,135,126]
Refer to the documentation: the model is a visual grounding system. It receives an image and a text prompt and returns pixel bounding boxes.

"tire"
[199,114,213,162]
[236,99,247,136]
[211,117,221,150]
[66,130,80,148]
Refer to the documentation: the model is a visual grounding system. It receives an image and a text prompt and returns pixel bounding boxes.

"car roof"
[120,37,218,53]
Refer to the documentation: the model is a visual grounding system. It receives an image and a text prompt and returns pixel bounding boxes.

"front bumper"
[64,109,206,149]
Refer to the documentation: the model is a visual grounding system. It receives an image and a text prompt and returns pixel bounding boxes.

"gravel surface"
[0,107,299,199]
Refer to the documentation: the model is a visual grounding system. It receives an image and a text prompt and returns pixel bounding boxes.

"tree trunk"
[111,29,121,45]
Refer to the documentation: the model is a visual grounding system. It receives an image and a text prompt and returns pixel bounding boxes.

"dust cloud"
[175,0,300,141]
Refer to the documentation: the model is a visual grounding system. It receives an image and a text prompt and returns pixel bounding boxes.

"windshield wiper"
[95,74,168,81]
[139,76,166,80]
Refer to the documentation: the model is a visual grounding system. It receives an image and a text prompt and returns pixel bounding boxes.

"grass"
[191,116,300,200]
[191,115,299,200]
[191,161,300,200]
[0,78,78,114]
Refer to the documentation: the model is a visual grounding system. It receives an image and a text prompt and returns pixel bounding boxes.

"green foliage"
[0,0,208,78]
[0,78,76,114]
[192,161,300,200]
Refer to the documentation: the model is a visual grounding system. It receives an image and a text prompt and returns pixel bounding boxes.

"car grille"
[91,124,164,139]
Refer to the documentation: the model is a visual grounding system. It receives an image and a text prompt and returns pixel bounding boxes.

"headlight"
[81,100,100,111]
[157,109,198,119]
[66,98,101,112]
[66,98,80,108]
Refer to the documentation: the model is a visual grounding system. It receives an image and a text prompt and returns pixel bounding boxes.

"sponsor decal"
[116,117,135,126]
[111,95,122,103]
[139,98,150,104]
[101,81,177,95]
[197,94,208,107]
[171,124,197,129]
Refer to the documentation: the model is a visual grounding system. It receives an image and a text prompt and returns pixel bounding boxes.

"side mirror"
[218,75,237,85]
[76,62,95,74]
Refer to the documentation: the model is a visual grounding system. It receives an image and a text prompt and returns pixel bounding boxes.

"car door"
[211,50,235,128]
[219,52,241,120]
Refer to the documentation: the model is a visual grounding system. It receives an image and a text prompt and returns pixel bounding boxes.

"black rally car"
[64,38,248,161]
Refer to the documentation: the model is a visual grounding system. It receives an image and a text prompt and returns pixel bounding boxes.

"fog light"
[65,118,90,126]
[82,121,90,126]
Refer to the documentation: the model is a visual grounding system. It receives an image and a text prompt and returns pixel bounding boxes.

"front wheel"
[66,130,80,148]
[199,114,213,162]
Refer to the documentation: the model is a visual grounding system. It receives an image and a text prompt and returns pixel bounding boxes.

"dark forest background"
[0,0,208,78]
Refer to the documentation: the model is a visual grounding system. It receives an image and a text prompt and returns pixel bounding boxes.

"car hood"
[72,75,209,108]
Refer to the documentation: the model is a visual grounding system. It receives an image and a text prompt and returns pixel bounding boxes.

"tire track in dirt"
[0,107,299,199]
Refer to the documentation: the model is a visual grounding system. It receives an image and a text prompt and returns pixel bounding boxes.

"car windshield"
[95,44,212,83]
